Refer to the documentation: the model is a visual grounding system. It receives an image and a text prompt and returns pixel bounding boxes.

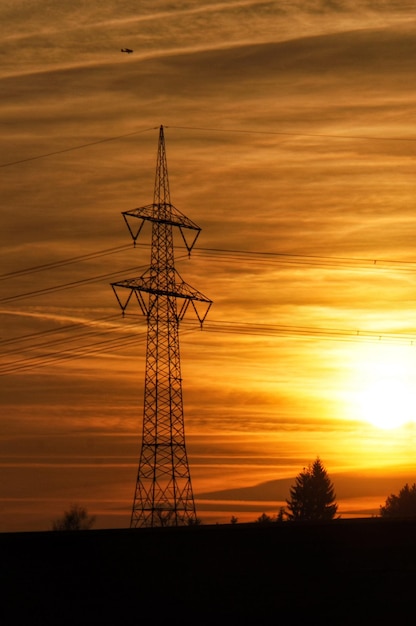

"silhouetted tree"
[230,515,238,525]
[52,504,96,531]
[380,483,416,518]
[153,507,201,527]
[286,458,338,521]
[256,512,274,524]
[154,507,174,527]
[276,506,286,522]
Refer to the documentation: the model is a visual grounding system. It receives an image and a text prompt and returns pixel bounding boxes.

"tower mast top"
[153,125,171,206]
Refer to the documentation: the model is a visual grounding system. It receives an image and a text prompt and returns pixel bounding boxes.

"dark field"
[2,518,416,625]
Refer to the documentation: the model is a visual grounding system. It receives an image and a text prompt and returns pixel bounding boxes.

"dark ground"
[2,518,416,625]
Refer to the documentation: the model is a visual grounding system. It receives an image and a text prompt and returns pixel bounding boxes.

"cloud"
[2,2,416,530]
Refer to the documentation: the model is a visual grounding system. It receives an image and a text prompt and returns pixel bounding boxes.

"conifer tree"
[286,458,338,521]
[380,483,416,518]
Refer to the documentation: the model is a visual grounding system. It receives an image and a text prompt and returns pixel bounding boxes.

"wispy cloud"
[2,1,416,530]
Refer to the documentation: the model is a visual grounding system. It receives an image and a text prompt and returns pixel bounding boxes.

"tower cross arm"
[123,204,201,231]
[173,279,212,304]
[111,275,211,304]
[111,274,212,324]
[122,205,202,253]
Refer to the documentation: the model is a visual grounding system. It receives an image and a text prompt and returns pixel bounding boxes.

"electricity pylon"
[111,126,212,527]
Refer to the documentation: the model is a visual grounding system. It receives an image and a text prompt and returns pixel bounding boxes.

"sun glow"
[351,344,416,430]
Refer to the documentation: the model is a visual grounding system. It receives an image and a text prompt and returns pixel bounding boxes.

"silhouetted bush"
[52,504,96,531]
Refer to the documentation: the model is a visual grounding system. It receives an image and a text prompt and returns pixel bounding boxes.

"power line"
[193,248,416,274]
[0,244,133,281]
[195,247,416,269]
[2,242,416,289]
[197,319,416,345]
[0,263,151,304]
[0,314,148,374]
[3,122,416,170]
[0,252,190,304]
[0,332,145,375]
[0,324,198,376]
[1,246,414,306]
[167,124,416,144]
[0,313,120,348]
[0,126,158,168]
[2,314,415,376]
[1,316,127,357]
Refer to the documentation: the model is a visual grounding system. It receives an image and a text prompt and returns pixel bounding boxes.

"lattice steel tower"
[111,126,212,527]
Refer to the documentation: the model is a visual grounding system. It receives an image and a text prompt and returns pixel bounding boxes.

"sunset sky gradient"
[2,1,416,531]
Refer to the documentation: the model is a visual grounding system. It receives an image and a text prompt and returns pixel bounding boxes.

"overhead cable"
[0,126,158,168]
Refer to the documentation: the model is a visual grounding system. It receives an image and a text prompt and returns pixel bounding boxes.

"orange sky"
[2,1,416,531]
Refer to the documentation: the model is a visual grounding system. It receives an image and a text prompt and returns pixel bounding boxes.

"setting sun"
[352,344,416,430]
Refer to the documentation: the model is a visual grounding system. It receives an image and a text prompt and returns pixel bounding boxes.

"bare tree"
[52,504,96,531]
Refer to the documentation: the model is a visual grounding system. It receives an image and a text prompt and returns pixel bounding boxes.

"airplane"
[121,48,133,54]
